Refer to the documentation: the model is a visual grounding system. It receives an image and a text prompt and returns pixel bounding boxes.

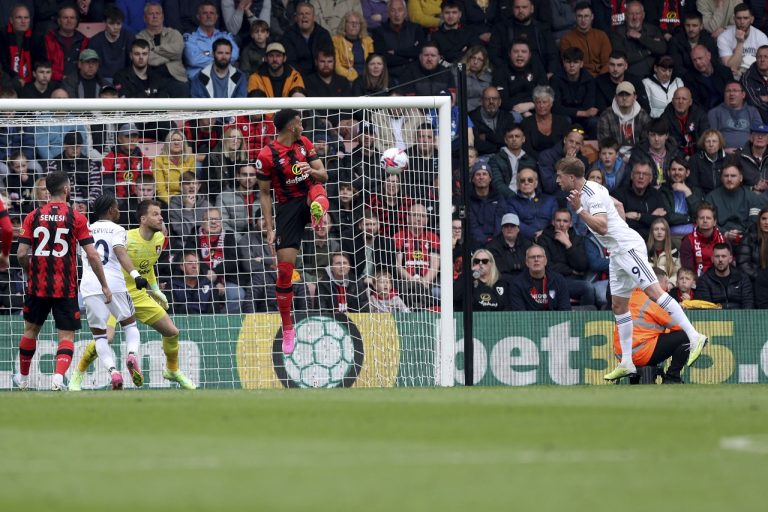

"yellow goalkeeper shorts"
[106,291,167,328]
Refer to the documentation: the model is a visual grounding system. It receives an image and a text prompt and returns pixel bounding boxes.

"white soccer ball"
[283,317,356,388]
[380,147,409,175]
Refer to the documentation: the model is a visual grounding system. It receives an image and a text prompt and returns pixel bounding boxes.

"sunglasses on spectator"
[570,127,585,134]
[518,177,536,183]
[473,258,490,265]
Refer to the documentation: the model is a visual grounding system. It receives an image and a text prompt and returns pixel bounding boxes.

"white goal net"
[0,97,455,390]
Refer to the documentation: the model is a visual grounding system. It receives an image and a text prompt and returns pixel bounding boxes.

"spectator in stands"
[136,2,188,97]
[393,202,440,309]
[331,11,373,82]
[0,4,33,90]
[590,137,629,192]
[203,126,251,200]
[696,242,754,308]
[304,48,353,97]
[227,113,275,161]
[302,212,341,306]
[488,124,536,201]
[660,156,705,238]
[519,85,570,159]
[317,252,369,313]
[642,55,684,119]
[488,0,557,76]
[706,158,766,245]
[629,118,682,187]
[685,44,733,111]
[609,1,666,79]
[154,129,196,205]
[405,123,438,198]
[113,38,169,97]
[613,159,668,240]
[669,11,718,78]
[537,207,595,306]
[88,5,135,85]
[689,128,727,194]
[466,161,505,246]
[459,46,492,112]
[183,1,239,79]
[742,45,768,123]
[367,172,413,237]
[597,81,651,160]
[247,42,306,97]
[718,3,768,79]
[239,19,269,76]
[367,271,409,312]
[221,0,271,47]
[169,251,220,314]
[551,47,599,136]
[371,0,425,80]
[351,52,390,96]
[191,207,249,313]
[485,212,531,282]
[168,171,209,251]
[454,248,512,311]
[216,163,259,235]
[329,178,364,242]
[736,122,768,187]
[282,2,333,77]
[538,126,590,198]
[737,206,768,281]
[406,0,440,30]
[680,202,726,276]
[670,267,696,302]
[595,51,649,112]
[492,39,548,117]
[509,244,571,311]
[33,89,89,161]
[101,122,152,198]
[0,91,36,172]
[430,3,476,66]
[360,0,388,31]
[583,225,610,309]
[469,86,513,156]
[708,81,761,151]
[3,153,35,214]
[506,167,557,241]
[700,0,740,39]
[45,131,101,210]
[659,87,707,160]
[190,37,247,99]
[117,173,162,227]
[61,48,107,98]
[19,60,57,98]
[40,4,89,81]
[399,41,456,98]
[560,2,611,78]
[341,208,394,284]
[647,217,681,285]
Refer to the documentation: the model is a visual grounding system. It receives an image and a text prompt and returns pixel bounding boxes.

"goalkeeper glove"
[130,270,149,290]
[147,288,169,310]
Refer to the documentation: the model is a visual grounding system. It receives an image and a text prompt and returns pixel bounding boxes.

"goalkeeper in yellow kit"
[69,200,196,390]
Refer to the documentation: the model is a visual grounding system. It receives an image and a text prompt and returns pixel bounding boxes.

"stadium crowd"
[2,0,768,314]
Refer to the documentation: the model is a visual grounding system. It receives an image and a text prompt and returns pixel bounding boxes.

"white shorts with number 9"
[83,292,135,330]
[609,244,658,298]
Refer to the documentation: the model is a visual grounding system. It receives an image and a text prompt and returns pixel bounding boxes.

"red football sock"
[276,261,294,330]
[19,336,36,376]
[308,184,329,211]
[55,340,75,376]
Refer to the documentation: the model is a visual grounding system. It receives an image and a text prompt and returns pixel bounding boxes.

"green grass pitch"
[1,386,766,512]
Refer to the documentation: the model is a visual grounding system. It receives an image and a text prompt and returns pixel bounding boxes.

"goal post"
[0,96,455,389]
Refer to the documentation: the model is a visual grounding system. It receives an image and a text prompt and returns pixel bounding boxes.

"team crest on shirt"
[496,287,504,295]
[299,146,306,156]
[155,245,161,254]
[255,159,263,169]
[202,284,210,294]
[549,290,556,299]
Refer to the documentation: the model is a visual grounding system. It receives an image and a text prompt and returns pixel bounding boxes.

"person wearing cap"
[41,4,90,82]
[86,5,135,85]
[609,1,666,79]
[183,0,240,79]
[247,40,306,97]
[191,37,247,98]
[281,2,333,76]
[718,3,768,79]
[136,2,189,97]
[113,38,171,98]
[597,80,651,160]
[44,131,101,211]
[736,122,768,190]
[61,48,107,98]
[467,161,507,246]
[101,123,153,199]
[486,212,533,282]
[642,54,684,119]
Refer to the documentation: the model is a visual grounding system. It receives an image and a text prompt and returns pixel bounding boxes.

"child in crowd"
[19,61,57,99]
[368,271,410,312]
[670,267,696,303]
[239,20,270,75]
[591,137,628,192]
[3,153,36,213]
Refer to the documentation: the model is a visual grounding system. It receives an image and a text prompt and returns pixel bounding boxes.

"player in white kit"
[79,195,149,390]
[555,157,708,381]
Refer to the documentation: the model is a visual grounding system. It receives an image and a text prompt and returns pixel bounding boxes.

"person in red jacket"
[100,123,153,198]
[679,202,726,276]
[39,5,89,81]
[0,196,13,271]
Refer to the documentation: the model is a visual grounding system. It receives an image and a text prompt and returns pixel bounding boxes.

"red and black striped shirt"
[0,197,12,257]
[255,135,319,204]
[19,202,93,298]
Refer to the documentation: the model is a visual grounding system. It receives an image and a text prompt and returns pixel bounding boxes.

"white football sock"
[615,312,634,366]
[656,292,698,341]
[124,322,140,355]
[95,335,116,373]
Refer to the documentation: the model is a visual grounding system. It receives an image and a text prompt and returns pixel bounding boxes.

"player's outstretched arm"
[114,245,149,289]
[83,243,113,304]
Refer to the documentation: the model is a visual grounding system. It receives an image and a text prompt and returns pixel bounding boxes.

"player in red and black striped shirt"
[14,172,112,391]
[257,109,329,355]
[0,195,13,272]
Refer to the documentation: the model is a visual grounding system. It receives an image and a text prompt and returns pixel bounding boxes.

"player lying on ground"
[257,108,329,355]
[14,171,112,391]
[70,199,196,390]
